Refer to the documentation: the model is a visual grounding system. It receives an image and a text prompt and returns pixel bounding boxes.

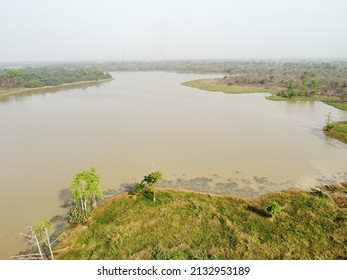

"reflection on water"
[0,71,347,259]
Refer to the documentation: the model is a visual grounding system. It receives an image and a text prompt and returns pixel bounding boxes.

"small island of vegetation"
[324,120,347,144]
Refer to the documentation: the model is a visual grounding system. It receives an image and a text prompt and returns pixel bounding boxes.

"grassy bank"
[324,121,347,144]
[182,78,347,112]
[0,78,112,98]
[182,78,280,94]
[56,186,347,260]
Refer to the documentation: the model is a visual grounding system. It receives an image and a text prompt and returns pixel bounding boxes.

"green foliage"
[33,218,56,259]
[180,60,346,100]
[133,171,163,196]
[324,112,334,131]
[141,171,163,187]
[132,182,146,194]
[266,201,280,217]
[278,79,318,98]
[33,218,54,238]
[0,68,112,89]
[69,167,103,212]
[68,204,91,225]
[323,121,347,144]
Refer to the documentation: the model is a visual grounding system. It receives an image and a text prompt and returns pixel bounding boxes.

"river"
[0,71,346,259]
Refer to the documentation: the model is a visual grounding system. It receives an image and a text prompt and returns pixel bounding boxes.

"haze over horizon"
[1,0,347,62]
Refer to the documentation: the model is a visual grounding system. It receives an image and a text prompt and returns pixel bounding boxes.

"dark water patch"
[215,181,238,189]
[316,178,339,185]
[157,177,278,197]
[103,183,134,199]
[241,178,252,185]
[158,177,214,193]
[58,188,73,209]
[253,176,276,186]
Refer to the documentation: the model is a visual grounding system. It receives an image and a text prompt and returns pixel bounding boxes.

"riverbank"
[182,78,347,111]
[324,121,347,144]
[55,185,347,260]
[0,78,113,98]
[182,78,280,94]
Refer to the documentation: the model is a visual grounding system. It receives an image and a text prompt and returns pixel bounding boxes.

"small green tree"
[133,171,163,202]
[266,201,280,217]
[324,112,333,131]
[69,167,103,212]
[33,219,55,260]
[142,171,163,202]
[20,218,60,260]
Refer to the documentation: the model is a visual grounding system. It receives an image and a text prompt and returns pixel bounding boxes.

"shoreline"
[0,78,113,98]
[181,78,281,95]
[182,78,347,111]
[323,121,347,144]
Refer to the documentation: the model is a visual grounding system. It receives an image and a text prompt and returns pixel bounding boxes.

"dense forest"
[0,68,112,90]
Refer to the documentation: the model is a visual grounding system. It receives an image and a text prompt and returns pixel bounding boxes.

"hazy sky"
[1,0,347,62]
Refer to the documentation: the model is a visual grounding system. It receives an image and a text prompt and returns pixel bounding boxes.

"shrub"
[132,182,147,195]
[266,201,280,217]
[68,205,91,225]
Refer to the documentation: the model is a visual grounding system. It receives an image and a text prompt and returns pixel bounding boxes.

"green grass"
[182,79,279,94]
[56,188,347,260]
[182,78,347,113]
[324,121,347,144]
[324,101,347,111]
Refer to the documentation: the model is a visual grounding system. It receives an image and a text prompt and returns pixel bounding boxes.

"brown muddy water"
[0,71,346,259]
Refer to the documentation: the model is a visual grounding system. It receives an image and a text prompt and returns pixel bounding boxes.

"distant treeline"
[0,68,112,89]
[1,60,346,99]
[220,61,347,98]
